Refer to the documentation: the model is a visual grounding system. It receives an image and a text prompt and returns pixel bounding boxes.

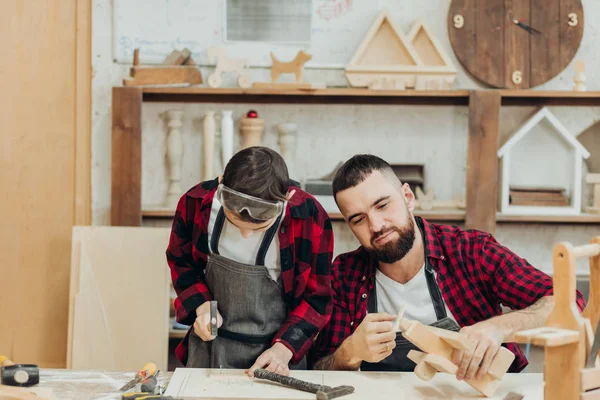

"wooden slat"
[497,213,600,223]
[74,0,92,225]
[559,0,584,74]
[504,0,530,88]
[111,87,143,226]
[583,237,600,338]
[466,91,501,234]
[142,87,471,97]
[530,0,560,87]
[476,0,505,88]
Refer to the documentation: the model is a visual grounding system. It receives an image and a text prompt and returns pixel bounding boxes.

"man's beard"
[368,217,416,264]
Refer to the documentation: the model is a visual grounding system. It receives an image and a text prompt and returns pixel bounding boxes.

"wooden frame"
[497,107,591,216]
[514,237,600,400]
[344,9,456,90]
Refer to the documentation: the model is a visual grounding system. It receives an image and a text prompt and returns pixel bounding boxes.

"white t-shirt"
[207,196,284,281]
[375,264,457,329]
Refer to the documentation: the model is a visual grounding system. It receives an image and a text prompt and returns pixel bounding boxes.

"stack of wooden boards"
[509,186,569,207]
[123,48,203,86]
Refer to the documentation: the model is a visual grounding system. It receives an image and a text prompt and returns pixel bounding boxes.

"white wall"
[92,0,600,275]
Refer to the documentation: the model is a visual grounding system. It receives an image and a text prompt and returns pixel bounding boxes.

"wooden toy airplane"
[394,306,515,397]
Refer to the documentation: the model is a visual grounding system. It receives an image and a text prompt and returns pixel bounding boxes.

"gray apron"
[360,259,460,371]
[187,207,307,369]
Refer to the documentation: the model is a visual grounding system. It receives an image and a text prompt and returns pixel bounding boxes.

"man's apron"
[360,260,460,371]
[187,208,306,369]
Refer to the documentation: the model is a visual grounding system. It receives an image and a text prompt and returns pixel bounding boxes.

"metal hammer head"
[1,364,40,387]
[316,385,355,400]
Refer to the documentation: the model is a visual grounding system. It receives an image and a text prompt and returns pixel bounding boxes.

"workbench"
[13,368,544,399]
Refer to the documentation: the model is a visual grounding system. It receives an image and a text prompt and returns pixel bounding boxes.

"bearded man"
[309,154,585,381]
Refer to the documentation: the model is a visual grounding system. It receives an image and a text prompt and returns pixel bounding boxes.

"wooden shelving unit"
[112,87,600,235]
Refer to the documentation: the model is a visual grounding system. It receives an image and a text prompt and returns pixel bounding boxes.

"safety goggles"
[216,184,284,221]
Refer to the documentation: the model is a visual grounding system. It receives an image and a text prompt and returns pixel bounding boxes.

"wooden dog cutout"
[270,50,312,83]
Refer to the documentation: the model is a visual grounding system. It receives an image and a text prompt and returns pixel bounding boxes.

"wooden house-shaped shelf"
[497,107,590,216]
[344,9,456,90]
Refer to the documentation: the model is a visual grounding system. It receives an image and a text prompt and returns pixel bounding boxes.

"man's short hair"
[332,154,397,199]
[222,146,289,203]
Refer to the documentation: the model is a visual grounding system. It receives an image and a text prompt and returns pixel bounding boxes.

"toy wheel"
[238,74,252,88]
[208,73,222,88]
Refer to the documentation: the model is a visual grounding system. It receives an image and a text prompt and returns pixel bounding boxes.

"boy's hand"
[193,302,223,341]
[246,342,293,377]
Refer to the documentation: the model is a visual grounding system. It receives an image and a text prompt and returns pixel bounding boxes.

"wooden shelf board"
[145,209,600,224]
[500,90,600,106]
[144,209,465,222]
[497,213,600,223]
[141,87,471,105]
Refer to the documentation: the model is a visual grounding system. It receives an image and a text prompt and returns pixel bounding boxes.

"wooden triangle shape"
[346,9,422,68]
[407,20,456,72]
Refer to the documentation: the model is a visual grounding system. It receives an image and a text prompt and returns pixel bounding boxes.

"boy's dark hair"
[222,146,289,223]
[332,154,395,199]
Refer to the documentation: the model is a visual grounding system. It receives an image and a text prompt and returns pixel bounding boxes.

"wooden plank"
[75,0,92,225]
[447,0,476,75]
[111,87,143,226]
[559,0,584,74]
[0,0,80,368]
[67,227,171,372]
[466,91,501,234]
[583,237,600,336]
[123,66,203,86]
[497,213,600,223]
[476,0,505,87]
[530,0,560,87]
[504,0,530,88]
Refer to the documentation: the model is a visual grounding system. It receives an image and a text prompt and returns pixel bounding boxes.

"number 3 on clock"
[568,13,578,26]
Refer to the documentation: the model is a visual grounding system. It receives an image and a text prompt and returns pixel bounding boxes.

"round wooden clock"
[447,1,584,89]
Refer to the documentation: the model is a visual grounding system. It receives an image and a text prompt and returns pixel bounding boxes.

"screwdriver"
[119,362,157,391]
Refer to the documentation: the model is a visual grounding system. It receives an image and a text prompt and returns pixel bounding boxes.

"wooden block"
[514,327,580,347]
[401,318,508,397]
[133,48,140,66]
[408,351,437,381]
[111,87,142,226]
[466,91,500,234]
[163,48,191,65]
[123,66,203,86]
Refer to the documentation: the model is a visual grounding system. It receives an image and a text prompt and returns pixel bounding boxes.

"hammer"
[253,369,354,400]
[0,356,40,387]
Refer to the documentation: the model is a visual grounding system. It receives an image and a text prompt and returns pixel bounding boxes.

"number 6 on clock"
[512,70,523,85]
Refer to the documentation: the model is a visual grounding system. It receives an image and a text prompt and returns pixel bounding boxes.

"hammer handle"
[253,369,329,394]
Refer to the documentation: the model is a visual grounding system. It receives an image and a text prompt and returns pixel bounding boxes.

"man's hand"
[193,302,223,341]
[247,342,293,377]
[452,322,505,381]
[346,313,397,365]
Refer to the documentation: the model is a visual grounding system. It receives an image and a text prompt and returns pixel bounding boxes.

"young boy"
[166,146,333,377]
